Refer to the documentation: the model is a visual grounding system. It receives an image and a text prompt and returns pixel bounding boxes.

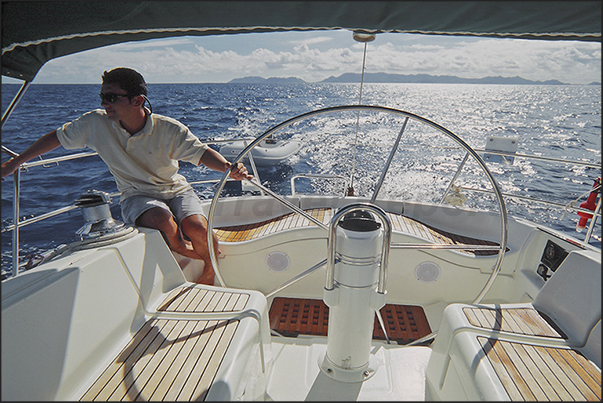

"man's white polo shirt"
[56,109,208,202]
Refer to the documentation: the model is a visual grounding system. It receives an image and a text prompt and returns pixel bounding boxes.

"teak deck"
[81,286,249,401]
[268,297,432,344]
[479,338,601,401]
[464,307,601,401]
[215,207,501,256]
[463,307,567,339]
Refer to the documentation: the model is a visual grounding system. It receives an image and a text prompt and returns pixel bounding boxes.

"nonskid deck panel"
[215,207,502,256]
[268,297,432,344]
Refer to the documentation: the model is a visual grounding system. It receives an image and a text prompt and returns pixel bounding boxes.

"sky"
[2,29,601,85]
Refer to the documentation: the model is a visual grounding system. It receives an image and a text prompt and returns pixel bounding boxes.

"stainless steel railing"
[0,138,259,278]
[2,138,600,279]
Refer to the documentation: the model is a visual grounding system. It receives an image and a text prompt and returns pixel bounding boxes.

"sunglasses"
[99,92,129,103]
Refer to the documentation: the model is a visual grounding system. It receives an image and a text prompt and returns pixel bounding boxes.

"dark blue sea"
[2,83,601,277]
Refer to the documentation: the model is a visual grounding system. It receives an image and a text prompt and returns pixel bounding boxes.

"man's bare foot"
[196,271,215,285]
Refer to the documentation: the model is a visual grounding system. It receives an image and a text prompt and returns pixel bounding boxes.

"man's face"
[100,82,135,121]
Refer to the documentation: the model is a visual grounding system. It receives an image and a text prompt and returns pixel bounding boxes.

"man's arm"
[1,130,61,178]
[199,147,252,181]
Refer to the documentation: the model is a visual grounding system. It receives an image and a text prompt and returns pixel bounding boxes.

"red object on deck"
[576,177,600,231]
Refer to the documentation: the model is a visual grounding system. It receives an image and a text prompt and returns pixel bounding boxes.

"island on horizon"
[228,72,601,86]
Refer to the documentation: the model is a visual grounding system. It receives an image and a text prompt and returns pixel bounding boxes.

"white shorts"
[120,188,206,225]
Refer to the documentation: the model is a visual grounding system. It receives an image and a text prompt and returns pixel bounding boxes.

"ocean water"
[2,83,601,277]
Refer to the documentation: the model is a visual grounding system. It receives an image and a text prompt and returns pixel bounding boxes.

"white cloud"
[11,32,601,84]
[290,36,335,46]
[362,38,601,84]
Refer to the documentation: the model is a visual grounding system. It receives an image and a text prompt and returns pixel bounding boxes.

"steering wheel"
[206,105,508,307]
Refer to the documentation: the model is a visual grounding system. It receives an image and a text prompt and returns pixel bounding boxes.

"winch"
[75,190,126,239]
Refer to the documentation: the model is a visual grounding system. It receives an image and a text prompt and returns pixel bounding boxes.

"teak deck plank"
[463,307,565,338]
[215,207,501,256]
[466,307,599,401]
[479,337,601,401]
[80,287,250,401]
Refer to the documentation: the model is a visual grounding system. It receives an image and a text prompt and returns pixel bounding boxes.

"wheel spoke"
[206,104,508,304]
[371,117,409,203]
[245,179,328,230]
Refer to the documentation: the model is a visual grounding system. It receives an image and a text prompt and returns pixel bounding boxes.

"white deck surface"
[266,336,431,401]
